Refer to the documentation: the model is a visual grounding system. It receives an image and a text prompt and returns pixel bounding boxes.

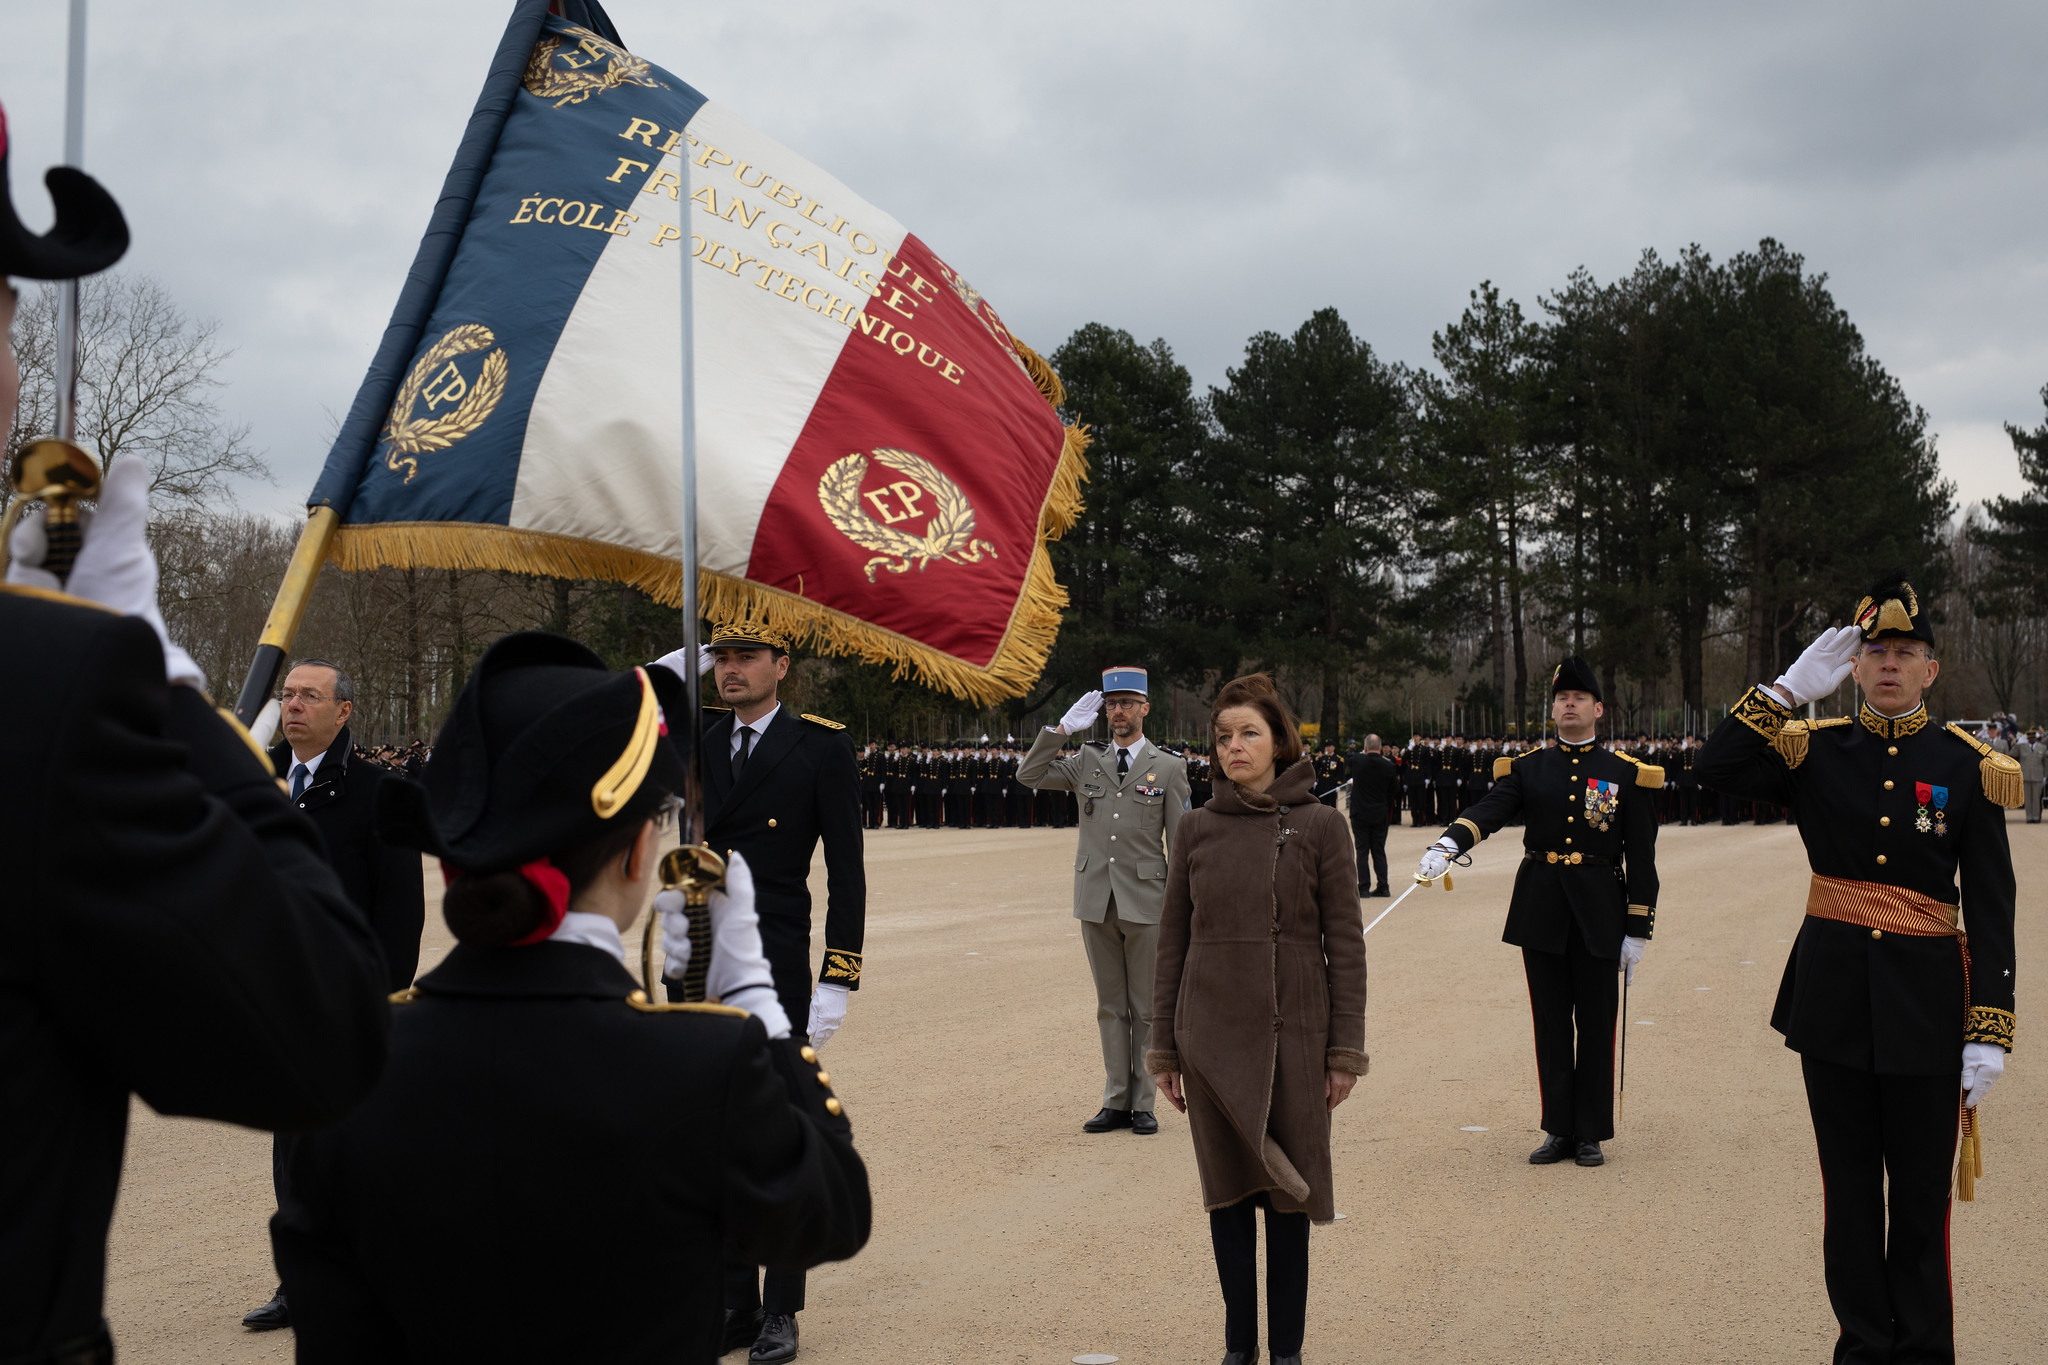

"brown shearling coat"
[1147,759,1367,1224]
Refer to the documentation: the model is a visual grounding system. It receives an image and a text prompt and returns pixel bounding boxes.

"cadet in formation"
[1020,666,1191,1135]
[1696,577,2017,1363]
[274,633,870,1362]
[1418,658,1661,1166]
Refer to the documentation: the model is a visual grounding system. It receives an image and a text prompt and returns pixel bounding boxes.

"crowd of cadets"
[856,732,1821,831]
[858,741,1217,829]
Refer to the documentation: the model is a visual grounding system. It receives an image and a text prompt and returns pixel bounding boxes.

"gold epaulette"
[1769,720,1810,771]
[1492,756,1513,779]
[1616,751,1666,788]
[1946,724,2024,808]
[801,713,846,730]
[626,989,749,1016]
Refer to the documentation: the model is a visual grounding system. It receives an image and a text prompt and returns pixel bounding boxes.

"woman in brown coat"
[1148,674,1367,1365]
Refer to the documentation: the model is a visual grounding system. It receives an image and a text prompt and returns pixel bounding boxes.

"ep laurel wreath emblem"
[381,325,509,483]
[817,447,999,582]
[522,26,666,108]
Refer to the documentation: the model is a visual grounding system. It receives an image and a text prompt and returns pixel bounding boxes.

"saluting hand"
[1771,624,1861,707]
[1057,690,1103,735]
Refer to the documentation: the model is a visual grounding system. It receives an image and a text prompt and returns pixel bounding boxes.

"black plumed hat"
[1852,572,1934,648]
[0,104,129,281]
[1550,656,1601,701]
[376,632,684,873]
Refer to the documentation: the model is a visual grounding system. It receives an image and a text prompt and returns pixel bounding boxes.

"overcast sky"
[6,1,2045,519]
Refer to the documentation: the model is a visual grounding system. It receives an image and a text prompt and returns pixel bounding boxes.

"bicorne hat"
[1852,573,1934,649]
[376,632,685,874]
[0,103,129,281]
[1550,656,1601,702]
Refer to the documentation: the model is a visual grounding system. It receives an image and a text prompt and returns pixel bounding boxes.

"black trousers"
[1209,1193,1309,1358]
[1351,819,1388,892]
[1522,921,1618,1141]
[1800,1056,1958,1364]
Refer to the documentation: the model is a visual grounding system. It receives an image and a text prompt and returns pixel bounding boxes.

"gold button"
[825,1097,843,1116]
[1565,837,1573,844]
[1572,758,1580,765]
[800,1046,818,1063]
[1568,816,1575,823]
[1888,746,1898,756]
[816,1071,831,1086]
[1884,780,1894,791]
[1880,816,1890,827]
[768,818,777,828]
[1876,854,1887,865]
[1871,929,1883,940]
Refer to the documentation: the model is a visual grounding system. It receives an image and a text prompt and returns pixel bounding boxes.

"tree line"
[9,244,2047,745]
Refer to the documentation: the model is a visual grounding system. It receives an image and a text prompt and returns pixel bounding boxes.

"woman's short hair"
[1210,673,1304,770]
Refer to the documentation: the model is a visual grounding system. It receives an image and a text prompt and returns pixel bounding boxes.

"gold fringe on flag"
[327,423,1090,707]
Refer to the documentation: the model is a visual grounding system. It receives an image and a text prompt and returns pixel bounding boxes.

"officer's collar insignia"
[1858,701,1928,741]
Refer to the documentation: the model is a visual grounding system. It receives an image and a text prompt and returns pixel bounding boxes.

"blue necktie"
[291,763,310,800]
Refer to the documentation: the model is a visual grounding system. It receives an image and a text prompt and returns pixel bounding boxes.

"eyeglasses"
[1103,698,1146,711]
[278,689,333,704]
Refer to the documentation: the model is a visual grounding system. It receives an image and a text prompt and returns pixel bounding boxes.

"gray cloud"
[5,0,2043,517]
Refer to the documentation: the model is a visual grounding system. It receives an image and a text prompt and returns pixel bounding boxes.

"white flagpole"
[678,125,704,844]
[54,0,87,443]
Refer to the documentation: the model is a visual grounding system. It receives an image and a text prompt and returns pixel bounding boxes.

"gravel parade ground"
[104,816,2045,1364]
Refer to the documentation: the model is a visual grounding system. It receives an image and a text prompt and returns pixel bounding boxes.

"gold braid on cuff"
[1966,1006,2015,1051]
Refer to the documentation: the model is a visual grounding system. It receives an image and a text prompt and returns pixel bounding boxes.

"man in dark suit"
[1419,660,1661,1168]
[667,618,865,1365]
[245,658,427,1329]
[1347,735,1398,896]
[0,118,389,1363]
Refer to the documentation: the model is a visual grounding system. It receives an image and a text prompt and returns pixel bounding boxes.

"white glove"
[808,982,850,1047]
[651,643,715,680]
[1418,835,1459,882]
[659,851,790,1039]
[247,699,283,750]
[7,459,204,688]
[1962,1042,2006,1109]
[1769,624,1861,707]
[1057,689,1103,735]
[1619,935,1647,986]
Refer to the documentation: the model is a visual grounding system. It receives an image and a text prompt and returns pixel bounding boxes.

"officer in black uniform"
[275,633,869,1362]
[1347,736,1399,896]
[1,112,393,1365]
[1312,739,1346,807]
[1696,578,2018,1362]
[858,743,882,829]
[1419,659,1661,1167]
[685,618,865,1363]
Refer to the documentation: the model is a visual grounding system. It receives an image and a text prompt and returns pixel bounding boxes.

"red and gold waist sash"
[1805,873,1960,938]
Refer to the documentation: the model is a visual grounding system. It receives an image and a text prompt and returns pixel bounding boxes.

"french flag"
[311,4,1084,703]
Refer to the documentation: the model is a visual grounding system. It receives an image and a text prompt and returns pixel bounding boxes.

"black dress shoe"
[1221,1353,1254,1365]
[750,1312,798,1363]
[1131,1110,1158,1135]
[1575,1139,1605,1167]
[1272,1355,1303,1365]
[721,1308,765,1355]
[1083,1107,1132,1133]
[1528,1133,1573,1165]
[1371,887,1391,897]
[242,1289,290,1330]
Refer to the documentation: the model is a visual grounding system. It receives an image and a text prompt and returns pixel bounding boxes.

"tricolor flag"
[310,2,1084,703]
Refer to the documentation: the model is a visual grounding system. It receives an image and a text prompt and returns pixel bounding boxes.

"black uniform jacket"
[274,942,870,1364]
[0,587,389,1359]
[1442,739,1662,958]
[270,726,426,990]
[1696,688,2018,1075]
[699,706,866,1006]
[1346,752,1398,823]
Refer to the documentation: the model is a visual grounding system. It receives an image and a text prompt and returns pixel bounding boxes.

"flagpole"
[677,130,704,849]
[53,0,87,445]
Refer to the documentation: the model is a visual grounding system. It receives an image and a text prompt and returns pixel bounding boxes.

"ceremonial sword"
[1618,970,1630,1122]
[1363,869,1452,936]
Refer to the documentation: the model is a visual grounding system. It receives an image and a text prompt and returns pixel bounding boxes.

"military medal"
[1584,777,1619,831]
[1931,783,1948,837]
[1914,782,1932,833]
